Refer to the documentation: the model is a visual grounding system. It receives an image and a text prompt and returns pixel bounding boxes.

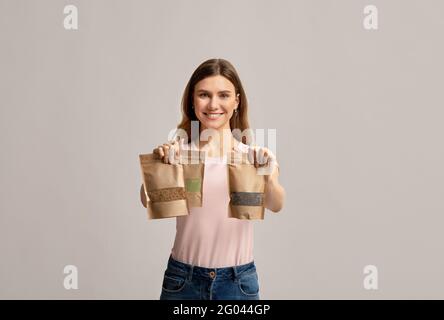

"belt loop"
[232,265,239,280]
[188,264,194,281]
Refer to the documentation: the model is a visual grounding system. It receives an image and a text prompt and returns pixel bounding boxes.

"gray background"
[1,0,443,299]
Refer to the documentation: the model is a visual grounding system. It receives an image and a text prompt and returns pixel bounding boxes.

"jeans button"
[209,271,215,279]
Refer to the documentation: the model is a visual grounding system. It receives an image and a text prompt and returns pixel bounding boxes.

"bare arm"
[263,165,285,213]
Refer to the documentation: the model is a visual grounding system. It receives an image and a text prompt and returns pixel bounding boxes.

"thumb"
[247,146,258,165]
[179,137,186,150]
[177,137,186,163]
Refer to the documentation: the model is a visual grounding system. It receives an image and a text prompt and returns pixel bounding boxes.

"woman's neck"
[198,129,238,158]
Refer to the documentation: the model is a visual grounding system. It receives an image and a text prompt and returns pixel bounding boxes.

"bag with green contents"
[139,148,206,219]
[181,149,206,207]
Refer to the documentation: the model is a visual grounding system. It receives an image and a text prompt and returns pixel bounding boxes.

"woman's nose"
[209,98,220,109]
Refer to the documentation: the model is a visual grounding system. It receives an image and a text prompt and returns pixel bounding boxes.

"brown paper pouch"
[139,153,189,219]
[227,151,266,220]
[180,149,205,207]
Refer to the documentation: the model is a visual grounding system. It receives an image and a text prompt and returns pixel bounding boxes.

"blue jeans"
[159,255,260,300]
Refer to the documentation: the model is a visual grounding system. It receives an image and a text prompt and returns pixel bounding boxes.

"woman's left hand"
[248,146,279,179]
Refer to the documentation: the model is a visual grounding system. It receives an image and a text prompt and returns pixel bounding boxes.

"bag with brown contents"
[139,153,189,219]
[227,151,267,220]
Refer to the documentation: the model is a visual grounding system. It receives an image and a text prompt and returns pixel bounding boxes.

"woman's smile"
[203,112,225,120]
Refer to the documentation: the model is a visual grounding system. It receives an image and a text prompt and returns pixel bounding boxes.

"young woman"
[153,58,285,300]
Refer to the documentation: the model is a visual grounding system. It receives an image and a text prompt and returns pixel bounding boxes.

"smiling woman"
[144,58,285,300]
[192,77,239,130]
[177,59,251,153]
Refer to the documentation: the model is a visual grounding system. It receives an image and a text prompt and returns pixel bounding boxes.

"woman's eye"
[199,93,229,98]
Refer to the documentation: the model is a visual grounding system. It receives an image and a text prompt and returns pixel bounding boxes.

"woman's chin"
[203,124,222,131]
[201,121,228,131]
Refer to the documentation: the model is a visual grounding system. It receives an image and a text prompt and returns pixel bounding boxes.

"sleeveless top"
[170,140,254,268]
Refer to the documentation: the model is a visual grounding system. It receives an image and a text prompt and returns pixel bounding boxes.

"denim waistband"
[167,254,256,281]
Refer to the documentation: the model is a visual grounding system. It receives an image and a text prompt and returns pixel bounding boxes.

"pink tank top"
[170,141,254,268]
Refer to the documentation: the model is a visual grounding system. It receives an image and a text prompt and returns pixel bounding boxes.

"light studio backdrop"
[1,0,443,299]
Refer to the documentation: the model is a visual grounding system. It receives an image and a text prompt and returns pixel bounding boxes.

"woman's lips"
[203,112,224,120]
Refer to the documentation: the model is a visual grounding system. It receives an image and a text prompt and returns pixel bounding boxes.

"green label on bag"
[185,178,201,192]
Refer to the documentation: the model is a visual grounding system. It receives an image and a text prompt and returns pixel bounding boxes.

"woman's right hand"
[153,138,185,164]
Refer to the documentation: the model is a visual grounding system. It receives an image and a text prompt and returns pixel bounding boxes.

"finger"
[163,145,170,164]
[169,145,176,164]
[270,158,277,171]
[266,149,276,161]
[161,143,170,160]
[173,141,181,162]
[158,147,165,159]
[264,158,276,175]
[260,155,270,167]
[258,148,266,165]
[178,138,186,162]
[254,147,262,166]
[248,147,255,165]
[170,140,178,157]
[263,149,271,166]
[175,144,180,158]
[267,158,278,176]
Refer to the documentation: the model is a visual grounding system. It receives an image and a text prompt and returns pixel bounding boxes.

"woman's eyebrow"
[196,89,232,94]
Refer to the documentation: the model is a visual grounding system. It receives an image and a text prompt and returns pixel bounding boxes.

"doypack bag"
[140,146,273,220]
[139,149,207,219]
[227,151,267,220]
[139,153,189,219]
[181,149,206,208]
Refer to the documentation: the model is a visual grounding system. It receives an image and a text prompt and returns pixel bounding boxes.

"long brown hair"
[175,58,251,145]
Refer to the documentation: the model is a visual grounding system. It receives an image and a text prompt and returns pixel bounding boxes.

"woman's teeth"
[204,113,223,119]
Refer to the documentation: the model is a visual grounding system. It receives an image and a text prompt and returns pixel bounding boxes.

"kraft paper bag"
[181,149,206,208]
[227,151,266,220]
[139,153,189,219]
[140,184,148,208]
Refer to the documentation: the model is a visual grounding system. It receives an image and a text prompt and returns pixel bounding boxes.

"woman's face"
[192,75,239,132]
